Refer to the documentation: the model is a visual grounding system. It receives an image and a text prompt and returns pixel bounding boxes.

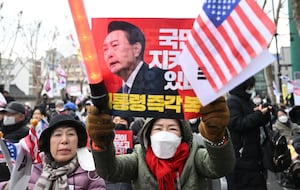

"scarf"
[146,142,189,190]
[34,154,78,190]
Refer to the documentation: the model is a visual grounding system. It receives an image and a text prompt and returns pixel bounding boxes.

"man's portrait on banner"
[92,18,201,119]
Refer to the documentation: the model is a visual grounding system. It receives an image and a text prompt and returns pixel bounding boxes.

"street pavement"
[209,171,300,190]
[267,171,300,190]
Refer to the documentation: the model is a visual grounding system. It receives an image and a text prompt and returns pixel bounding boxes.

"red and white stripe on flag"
[9,128,40,189]
[185,0,275,91]
[23,127,41,163]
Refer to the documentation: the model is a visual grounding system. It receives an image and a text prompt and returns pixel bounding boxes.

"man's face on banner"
[103,30,141,81]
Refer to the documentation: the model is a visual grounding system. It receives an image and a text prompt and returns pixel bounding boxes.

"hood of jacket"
[229,80,253,101]
[138,118,193,152]
[229,76,255,100]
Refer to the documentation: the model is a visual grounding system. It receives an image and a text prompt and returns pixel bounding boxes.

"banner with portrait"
[92,18,200,120]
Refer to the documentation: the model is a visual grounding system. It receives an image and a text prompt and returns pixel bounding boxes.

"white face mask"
[278,115,288,123]
[245,88,255,95]
[253,97,262,105]
[3,116,16,126]
[150,131,182,159]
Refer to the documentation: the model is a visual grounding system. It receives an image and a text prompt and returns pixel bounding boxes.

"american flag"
[24,127,42,163]
[184,0,275,91]
[9,127,41,190]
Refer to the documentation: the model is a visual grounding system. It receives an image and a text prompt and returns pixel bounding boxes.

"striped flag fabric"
[9,127,41,190]
[183,0,275,91]
[24,127,42,163]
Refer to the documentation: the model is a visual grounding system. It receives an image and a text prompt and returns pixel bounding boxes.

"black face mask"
[115,123,128,130]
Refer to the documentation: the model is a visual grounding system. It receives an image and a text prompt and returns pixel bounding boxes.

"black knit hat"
[39,114,87,152]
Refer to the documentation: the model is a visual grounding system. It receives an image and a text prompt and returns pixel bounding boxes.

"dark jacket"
[92,118,235,190]
[114,62,183,119]
[226,86,270,190]
[116,62,172,95]
[0,119,29,182]
[1,119,29,143]
[127,62,169,95]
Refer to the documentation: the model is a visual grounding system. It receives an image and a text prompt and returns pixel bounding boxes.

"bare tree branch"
[262,0,283,104]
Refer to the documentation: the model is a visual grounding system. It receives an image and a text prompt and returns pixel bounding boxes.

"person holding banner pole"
[86,94,236,190]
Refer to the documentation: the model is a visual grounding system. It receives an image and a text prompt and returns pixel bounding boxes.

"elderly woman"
[29,114,106,189]
[0,114,106,189]
[86,96,235,189]
[0,114,105,190]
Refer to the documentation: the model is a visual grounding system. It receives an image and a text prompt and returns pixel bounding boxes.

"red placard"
[92,18,201,119]
[114,130,133,155]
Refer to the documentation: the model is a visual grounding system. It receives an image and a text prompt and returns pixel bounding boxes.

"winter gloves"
[86,106,115,148]
[199,96,229,143]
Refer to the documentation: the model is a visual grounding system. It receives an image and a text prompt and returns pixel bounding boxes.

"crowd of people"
[225,76,300,190]
[0,75,300,190]
[0,88,236,190]
[0,19,299,190]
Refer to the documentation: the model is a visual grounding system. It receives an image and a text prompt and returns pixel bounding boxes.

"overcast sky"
[0,0,290,57]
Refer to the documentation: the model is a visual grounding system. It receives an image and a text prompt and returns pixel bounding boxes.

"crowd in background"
[0,82,300,189]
